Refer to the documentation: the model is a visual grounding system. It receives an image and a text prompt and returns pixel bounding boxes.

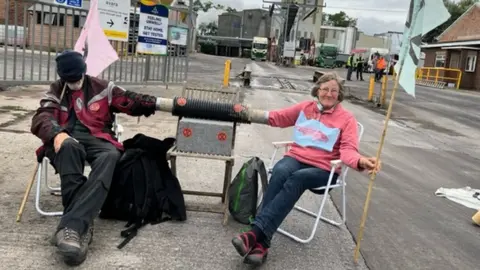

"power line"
[324,6,407,13]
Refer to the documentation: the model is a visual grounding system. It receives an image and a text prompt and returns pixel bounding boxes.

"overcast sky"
[196,0,411,35]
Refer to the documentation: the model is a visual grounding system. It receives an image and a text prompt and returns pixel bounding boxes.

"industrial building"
[199,9,272,57]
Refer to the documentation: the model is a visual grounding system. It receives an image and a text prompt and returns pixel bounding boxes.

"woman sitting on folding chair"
[231,72,382,266]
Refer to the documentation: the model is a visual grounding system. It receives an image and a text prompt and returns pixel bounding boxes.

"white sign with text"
[98,0,130,41]
[137,3,169,55]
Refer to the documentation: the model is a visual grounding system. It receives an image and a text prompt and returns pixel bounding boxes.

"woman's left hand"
[359,156,382,174]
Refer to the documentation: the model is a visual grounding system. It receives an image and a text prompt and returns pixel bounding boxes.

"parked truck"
[314,43,338,68]
[251,36,269,61]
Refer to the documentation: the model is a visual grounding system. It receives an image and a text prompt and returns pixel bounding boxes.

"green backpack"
[228,157,269,225]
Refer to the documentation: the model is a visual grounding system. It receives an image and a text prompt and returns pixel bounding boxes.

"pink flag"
[74,0,118,77]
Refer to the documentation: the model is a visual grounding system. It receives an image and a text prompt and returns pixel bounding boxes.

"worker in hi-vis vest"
[375,56,387,82]
[346,53,354,81]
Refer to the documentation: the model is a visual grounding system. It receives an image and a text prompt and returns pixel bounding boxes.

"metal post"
[184,0,193,82]
[368,75,375,101]
[292,8,303,66]
[240,11,244,38]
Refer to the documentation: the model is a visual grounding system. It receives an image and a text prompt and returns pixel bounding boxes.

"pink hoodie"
[268,100,362,173]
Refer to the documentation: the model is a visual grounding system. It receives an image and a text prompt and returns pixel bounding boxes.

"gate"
[0,0,190,86]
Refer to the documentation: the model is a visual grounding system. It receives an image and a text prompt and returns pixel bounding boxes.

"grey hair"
[310,72,345,102]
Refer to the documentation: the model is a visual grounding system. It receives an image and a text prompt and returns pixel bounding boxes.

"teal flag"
[394,0,451,97]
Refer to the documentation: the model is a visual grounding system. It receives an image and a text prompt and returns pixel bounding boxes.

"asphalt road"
[1,52,479,269]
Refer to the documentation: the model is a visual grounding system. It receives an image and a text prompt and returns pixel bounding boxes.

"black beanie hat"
[55,50,87,82]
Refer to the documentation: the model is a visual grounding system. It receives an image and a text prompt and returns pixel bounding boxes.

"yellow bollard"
[380,75,387,106]
[223,60,231,87]
[368,75,375,101]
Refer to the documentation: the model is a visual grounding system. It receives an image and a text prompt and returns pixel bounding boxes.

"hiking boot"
[231,231,256,257]
[243,243,268,266]
[63,225,94,266]
[55,228,81,258]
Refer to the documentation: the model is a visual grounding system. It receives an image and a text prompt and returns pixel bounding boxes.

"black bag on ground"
[228,157,269,225]
[99,134,187,249]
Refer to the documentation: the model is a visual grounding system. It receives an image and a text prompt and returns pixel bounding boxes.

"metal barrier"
[0,0,189,86]
[416,67,462,89]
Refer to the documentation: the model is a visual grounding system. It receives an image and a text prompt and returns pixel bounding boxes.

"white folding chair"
[261,122,364,244]
[34,115,124,217]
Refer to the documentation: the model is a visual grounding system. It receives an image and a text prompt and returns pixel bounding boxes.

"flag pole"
[353,72,401,263]
[353,0,421,261]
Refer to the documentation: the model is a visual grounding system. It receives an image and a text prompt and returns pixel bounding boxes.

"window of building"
[36,12,65,26]
[319,29,326,43]
[304,31,307,38]
[73,15,87,28]
[333,30,337,39]
[435,52,446,67]
[275,29,279,39]
[465,52,477,72]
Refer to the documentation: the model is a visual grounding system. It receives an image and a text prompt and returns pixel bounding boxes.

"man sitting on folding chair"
[30,50,161,266]
[231,72,382,266]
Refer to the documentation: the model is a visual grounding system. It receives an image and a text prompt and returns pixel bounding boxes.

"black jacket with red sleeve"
[31,75,158,158]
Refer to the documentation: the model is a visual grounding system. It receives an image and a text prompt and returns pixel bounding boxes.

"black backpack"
[99,134,186,249]
[228,157,269,225]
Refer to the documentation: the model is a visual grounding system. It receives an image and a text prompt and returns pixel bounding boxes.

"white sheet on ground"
[435,186,480,210]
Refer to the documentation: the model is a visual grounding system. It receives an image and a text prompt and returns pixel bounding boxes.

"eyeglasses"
[319,88,339,95]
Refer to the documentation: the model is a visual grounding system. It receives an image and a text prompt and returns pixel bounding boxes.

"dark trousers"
[375,69,384,81]
[356,66,363,80]
[346,66,353,80]
[54,132,121,235]
[252,156,338,246]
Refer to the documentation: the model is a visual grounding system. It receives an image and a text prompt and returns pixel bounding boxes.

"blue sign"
[54,0,82,8]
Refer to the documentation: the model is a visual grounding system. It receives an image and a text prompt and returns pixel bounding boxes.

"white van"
[363,48,390,72]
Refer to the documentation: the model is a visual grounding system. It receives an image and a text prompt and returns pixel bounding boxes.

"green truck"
[314,43,338,68]
[251,36,269,61]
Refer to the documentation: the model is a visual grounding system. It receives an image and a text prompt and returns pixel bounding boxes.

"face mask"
[67,76,84,90]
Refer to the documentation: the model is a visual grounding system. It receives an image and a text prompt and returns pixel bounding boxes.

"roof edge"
[436,3,479,41]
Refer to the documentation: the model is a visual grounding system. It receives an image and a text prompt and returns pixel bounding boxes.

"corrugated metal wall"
[218,9,271,39]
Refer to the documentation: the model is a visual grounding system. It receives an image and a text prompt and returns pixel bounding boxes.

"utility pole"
[263,0,325,67]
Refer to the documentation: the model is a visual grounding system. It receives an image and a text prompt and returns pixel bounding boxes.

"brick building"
[27,1,88,50]
[421,3,480,90]
[0,0,26,25]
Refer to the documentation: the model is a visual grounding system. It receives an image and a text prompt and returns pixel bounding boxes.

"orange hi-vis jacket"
[376,58,386,69]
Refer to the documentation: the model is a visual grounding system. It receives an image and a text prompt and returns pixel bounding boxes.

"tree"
[226,7,237,13]
[205,21,218,36]
[198,21,218,36]
[192,0,224,12]
[422,0,476,43]
[322,11,357,27]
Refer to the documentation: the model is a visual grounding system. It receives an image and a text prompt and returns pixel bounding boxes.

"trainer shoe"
[231,231,256,257]
[243,243,268,266]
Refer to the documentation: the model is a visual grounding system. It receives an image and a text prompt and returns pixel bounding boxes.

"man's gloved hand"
[53,132,71,153]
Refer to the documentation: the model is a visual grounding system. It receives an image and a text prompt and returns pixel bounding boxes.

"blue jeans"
[252,156,338,246]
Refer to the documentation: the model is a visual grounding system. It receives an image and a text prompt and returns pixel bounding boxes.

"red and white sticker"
[233,104,244,113]
[182,128,192,137]
[89,103,100,112]
[177,97,187,106]
[217,132,227,141]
